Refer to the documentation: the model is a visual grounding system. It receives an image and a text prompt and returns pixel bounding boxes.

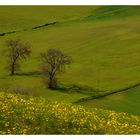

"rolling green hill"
[0,6,140,115]
[0,6,98,32]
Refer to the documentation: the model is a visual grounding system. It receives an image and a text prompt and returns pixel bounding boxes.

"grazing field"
[0,6,140,117]
[0,92,140,134]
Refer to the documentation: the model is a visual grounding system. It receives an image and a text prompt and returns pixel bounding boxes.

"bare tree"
[40,49,71,89]
[5,39,31,75]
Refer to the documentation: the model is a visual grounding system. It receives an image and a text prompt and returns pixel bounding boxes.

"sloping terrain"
[0,92,140,134]
[0,6,97,32]
[0,6,140,115]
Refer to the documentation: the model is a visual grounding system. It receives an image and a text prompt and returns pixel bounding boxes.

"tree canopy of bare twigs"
[40,48,71,89]
[5,39,31,75]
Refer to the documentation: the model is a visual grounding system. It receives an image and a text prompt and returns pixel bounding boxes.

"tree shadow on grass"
[54,84,104,96]
[16,71,41,77]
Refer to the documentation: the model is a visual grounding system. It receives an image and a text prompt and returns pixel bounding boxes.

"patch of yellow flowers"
[0,92,140,134]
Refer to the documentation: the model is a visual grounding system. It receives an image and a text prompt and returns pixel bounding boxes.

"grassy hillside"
[0,92,140,134]
[0,6,140,115]
[78,86,140,116]
[85,6,140,21]
[0,6,98,32]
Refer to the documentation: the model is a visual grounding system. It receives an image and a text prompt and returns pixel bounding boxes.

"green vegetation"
[0,6,98,32]
[0,92,140,134]
[0,6,140,116]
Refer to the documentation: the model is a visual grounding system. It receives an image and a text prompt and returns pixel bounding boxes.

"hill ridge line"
[0,22,57,37]
[73,81,140,104]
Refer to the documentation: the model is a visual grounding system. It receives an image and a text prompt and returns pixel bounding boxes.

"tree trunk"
[48,79,54,89]
[11,62,15,75]
[48,76,56,89]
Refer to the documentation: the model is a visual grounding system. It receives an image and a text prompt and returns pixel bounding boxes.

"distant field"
[0,6,140,115]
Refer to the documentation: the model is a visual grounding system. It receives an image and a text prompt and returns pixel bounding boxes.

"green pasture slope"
[0,6,140,115]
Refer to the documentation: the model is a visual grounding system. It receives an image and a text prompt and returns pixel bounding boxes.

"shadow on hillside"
[54,84,104,96]
[16,71,41,77]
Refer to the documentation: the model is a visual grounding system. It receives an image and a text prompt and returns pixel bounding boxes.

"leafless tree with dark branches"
[40,48,71,89]
[5,39,31,75]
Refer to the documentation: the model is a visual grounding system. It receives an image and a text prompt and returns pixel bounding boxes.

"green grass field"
[0,6,140,115]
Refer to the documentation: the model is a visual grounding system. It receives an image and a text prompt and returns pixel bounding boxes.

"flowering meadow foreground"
[0,92,140,134]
